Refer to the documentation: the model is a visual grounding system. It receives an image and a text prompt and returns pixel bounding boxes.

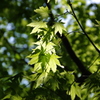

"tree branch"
[46,0,91,83]
[57,33,91,75]
[68,0,100,54]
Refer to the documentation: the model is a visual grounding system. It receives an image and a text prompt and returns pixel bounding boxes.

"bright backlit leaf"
[47,0,50,3]
[28,53,40,65]
[47,0,58,3]
[32,62,42,72]
[45,42,56,53]
[26,73,38,81]
[34,6,50,18]
[27,21,47,34]
[49,54,61,72]
[35,72,48,88]
[53,22,66,35]
[70,85,76,100]
[55,0,58,3]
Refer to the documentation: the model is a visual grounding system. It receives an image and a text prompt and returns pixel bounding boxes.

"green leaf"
[49,54,61,72]
[70,85,76,100]
[75,84,81,99]
[51,79,59,91]
[66,72,75,84]
[10,95,22,100]
[26,73,38,81]
[39,53,47,67]
[47,0,58,3]
[27,21,47,34]
[52,22,66,35]
[55,0,58,3]
[32,62,42,72]
[42,30,54,43]
[35,72,48,88]
[45,42,56,53]
[34,6,50,18]
[96,20,100,26]
[46,64,51,73]
[47,0,50,3]
[49,57,56,72]
[28,53,40,65]
[1,94,11,100]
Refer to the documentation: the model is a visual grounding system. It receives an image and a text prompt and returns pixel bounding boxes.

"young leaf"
[27,21,47,34]
[34,6,50,18]
[70,85,76,100]
[55,0,58,3]
[32,62,42,72]
[35,72,48,88]
[45,42,56,54]
[52,22,66,35]
[49,54,61,72]
[2,94,11,100]
[49,58,56,73]
[26,73,38,81]
[47,0,50,3]
[96,20,100,26]
[75,84,81,99]
[28,53,40,65]
[46,64,51,73]
[39,53,48,68]
[66,72,75,84]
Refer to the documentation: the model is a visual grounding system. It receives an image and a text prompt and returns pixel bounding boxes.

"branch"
[57,33,91,75]
[46,0,91,83]
[68,0,100,54]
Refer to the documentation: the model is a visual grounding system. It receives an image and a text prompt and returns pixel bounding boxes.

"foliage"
[0,0,100,100]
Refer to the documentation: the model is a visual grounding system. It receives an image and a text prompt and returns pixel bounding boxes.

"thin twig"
[88,55,100,69]
[67,29,82,34]
[68,0,100,54]
[46,0,92,83]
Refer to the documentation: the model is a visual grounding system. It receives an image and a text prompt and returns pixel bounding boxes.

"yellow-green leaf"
[32,62,42,72]
[75,83,81,99]
[10,95,22,100]
[55,0,58,3]
[53,22,66,35]
[96,20,100,25]
[34,6,50,18]
[27,21,47,34]
[49,54,61,72]
[70,85,76,100]
[35,72,48,88]
[2,94,11,100]
[47,0,50,3]
[45,42,56,53]
[28,53,40,65]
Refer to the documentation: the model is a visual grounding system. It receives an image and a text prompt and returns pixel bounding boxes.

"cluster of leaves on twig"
[27,6,66,88]
[1,0,100,100]
[26,0,100,100]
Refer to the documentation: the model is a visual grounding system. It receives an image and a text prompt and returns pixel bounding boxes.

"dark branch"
[68,0,100,54]
[57,33,91,76]
[46,0,91,83]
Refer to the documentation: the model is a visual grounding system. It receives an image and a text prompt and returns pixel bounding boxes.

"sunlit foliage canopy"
[0,0,100,100]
